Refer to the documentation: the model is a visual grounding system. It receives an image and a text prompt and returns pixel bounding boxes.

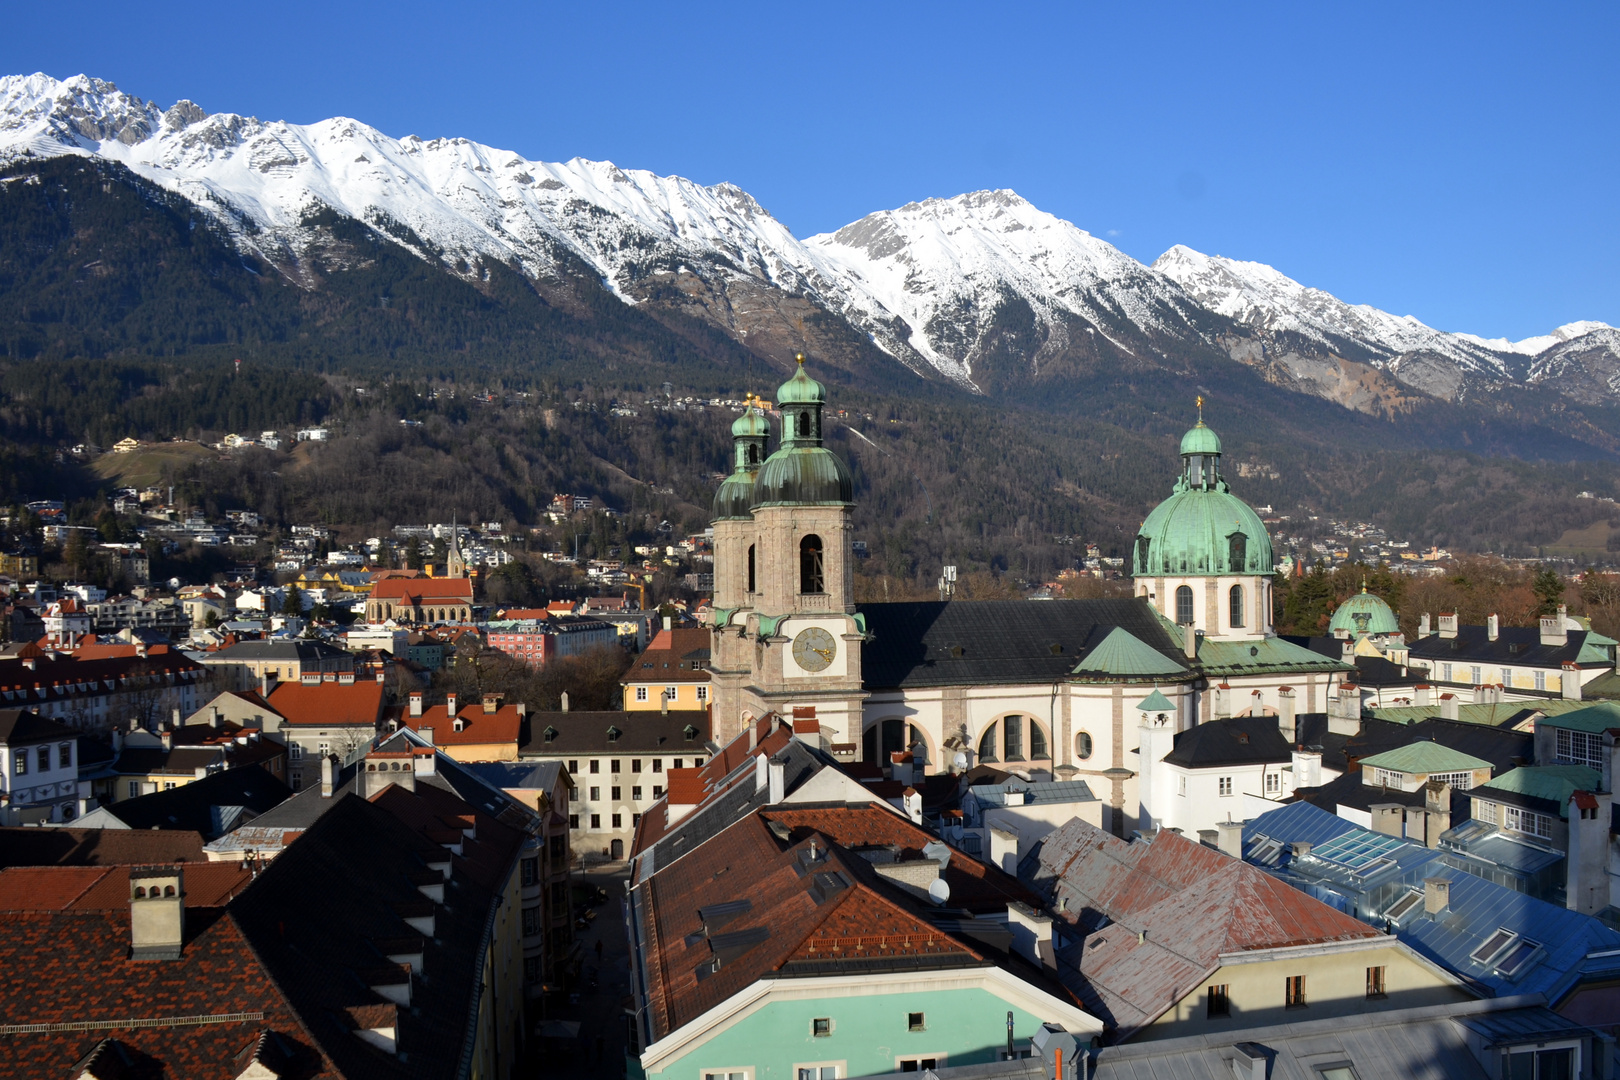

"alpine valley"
[4,72,1620,561]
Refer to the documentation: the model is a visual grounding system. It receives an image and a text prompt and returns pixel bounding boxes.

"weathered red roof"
[266,680,384,728]
[0,864,253,910]
[401,702,523,748]
[369,577,473,602]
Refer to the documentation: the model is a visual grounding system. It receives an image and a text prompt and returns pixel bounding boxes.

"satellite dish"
[928,878,951,906]
[953,752,968,771]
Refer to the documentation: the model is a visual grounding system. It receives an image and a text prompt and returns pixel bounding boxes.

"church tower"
[707,401,770,737]
[1132,404,1274,640]
[708,356,866,747]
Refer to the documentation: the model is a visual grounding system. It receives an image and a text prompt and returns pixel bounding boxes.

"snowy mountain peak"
[0,73,1614,407]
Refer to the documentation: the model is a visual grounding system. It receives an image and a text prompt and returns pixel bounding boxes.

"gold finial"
[1196,394,1204,422]
[795,352,806,366]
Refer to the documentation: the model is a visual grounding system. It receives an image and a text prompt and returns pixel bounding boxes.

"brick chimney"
[1424,877,1450,915]
[129,867,184,960]
[482,692,501,714]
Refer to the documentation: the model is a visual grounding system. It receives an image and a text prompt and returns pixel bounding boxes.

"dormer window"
[606,726,621,743]
[683,725,698,742]
[543,726,559,744]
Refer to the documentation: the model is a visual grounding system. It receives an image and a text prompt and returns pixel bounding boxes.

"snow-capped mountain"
[1152,245,1617,400]
[1,72,1615,408]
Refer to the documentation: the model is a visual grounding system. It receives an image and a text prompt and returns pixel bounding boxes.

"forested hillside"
[4,155,1620,579]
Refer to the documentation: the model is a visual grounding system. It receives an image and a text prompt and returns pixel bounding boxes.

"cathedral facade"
[708,360,1351,835]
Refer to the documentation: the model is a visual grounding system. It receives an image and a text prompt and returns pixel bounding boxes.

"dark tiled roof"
[0,826,204,868]
[1161,714,1291,768]
[211,639,351,662]
[92,765,291,838]
[1295,769,1437,815]
[0,708,76,745]
[1408,625,1606,668]
[1344,718,1532,775]
[856,600,1188,689]
[229,793,507,1079]
[1293,713,1352,772]
[518,710,710,755]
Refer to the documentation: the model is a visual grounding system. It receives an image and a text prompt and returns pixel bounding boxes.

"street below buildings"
[532,861,632,1079]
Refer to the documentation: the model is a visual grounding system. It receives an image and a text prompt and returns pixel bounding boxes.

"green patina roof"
[1196,635,1355,676]
[1329,587,1400,637]
[1135,486,1273,577]
[1538,701,1620,734]
[1180,422,1222,456]
[1359,742,1491,775]
[712,471,759,520]
[755,613,790,639]
[1072,627,1186,678]
[1481,764,1602,817]
[1368,698,1595,728]
[776,355,826,405]
[753,446,853,507]
[1134,689,1177,713]
[731,408,771,438]
[1576,634,1616,665]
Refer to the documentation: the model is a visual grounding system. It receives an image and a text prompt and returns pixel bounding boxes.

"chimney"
[321,754,336,798]
[990,826,1020,874]
[409,692,423,718]
[1423,780,1452,846]
[1439,693,1459,721]
[1005,902,1054,969]
[1277,687,1296,744]
[1183,623,1198,660]
[129,867,185,960]
[1291,747,1322,788]
[260,671,277,696]
[445,692,457,716]
[1541,612,1568,647]
[661,693,668,716]
[1231,1043,1268,1080]
[1214,683,1231,719]
[210,706,222,730]
[1562,663,1583,701]
[1371,803,1405,837]
[1487,614,1500,642]
[1249,688,1265,717]
[1216,820,1243,858]
[21,657,33,671]
[902,787,922,824]
[482,692,500,714]
[663,615,672,632]
[768,760,785,804]
[1568,790,1612,915]
[170,708,181,729]
[160,730,172,752]
[560,691,569,713]
[1414,684,1433,708]
[1424,877,1450,915]
[1438,613,1458,639]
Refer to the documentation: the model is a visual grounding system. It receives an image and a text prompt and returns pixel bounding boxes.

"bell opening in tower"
[747,544,756,594]
[795,411,810,439]
[800,534,824,594]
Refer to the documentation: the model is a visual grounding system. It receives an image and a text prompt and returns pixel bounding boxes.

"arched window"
[1228,532,1247,571]
[1074,731,1093,760]
[1136,535,1151,573]
[799,534,824,594]
[1029,722,1048,760]
[1229,584,1245,628]
[795,411,810,438]
[864,719,922,767]
[977,722,998,762]
[1003,716,1024,760]
[1175,585,1194,625]
[746,544,756,593]
[747,443,759,465]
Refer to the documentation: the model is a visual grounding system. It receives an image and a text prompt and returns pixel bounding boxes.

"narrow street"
[534,861,633,1079]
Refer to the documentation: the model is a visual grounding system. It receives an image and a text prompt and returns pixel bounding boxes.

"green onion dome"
[753,355,853,507]
[776,353,827,405]
[1329,586,1400,637]
[713,402,772,521]
[1133,416,1272,577]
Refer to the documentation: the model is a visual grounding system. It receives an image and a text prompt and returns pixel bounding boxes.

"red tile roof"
[0,826,206,868]
[400,703,523,748]
[761,803,1040,915]
[638,814,997,1038]
[266,680,385,728]
[369,577,473,602]
[1034,819,1381,1036]
[0,864,254,911]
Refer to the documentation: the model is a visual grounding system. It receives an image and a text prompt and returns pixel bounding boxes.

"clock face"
[791,626,837,672]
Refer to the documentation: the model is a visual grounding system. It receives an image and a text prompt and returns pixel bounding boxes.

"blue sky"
[4,1,1615,340]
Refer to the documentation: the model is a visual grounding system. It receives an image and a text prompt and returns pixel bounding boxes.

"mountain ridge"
[1,71,1616,417]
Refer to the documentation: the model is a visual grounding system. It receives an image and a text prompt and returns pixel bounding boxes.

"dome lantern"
[712,397,771,521]
[753,355,853,507]
[1133,403,1272,578]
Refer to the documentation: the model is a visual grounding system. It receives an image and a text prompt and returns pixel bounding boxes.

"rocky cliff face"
[2,72,1615,413]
